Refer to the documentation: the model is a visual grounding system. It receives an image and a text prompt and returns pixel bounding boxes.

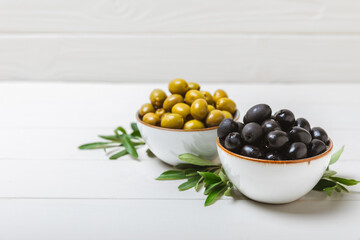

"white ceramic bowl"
[137,111,240,166]
[217,138,333,204]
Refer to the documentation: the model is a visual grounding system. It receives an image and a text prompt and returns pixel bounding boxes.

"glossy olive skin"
[155,108,166,118]
[172,103,191,119]
[150,89,167,108]
[266,130,289,149]
[240,145,263,159]
[265,152,282,160]
[311,127,329,144]
[217,118,239,139]
[139,103,155,117]
[224,132,242,150]
[222,110,233,119]
[216,98,237,114]
[237,122,245,133]
[168,78,188,95]
[190,99,208,120]
[243,104,272,124]
[208,105,215,112]
[206,110,225,127]
[163,94,184,112]
[261,119,281,134]
[309,139,327,157]
[274,109,295,131]
[185,90,205,105]
[294,118,311,132]
[188,82,200,91]
[287,142,308,160]
[201,91,214,105]
[241,122,263,144]
[142,113,160,126]
[288,126,312,145]
[183,119,205,130]
[160,113,184,129]
[213,89,228,103]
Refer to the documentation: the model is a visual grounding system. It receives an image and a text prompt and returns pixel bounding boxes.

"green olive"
[161,112,171,120]
[208,105,215,112]
[143,113,160,126]
[172,103,191,119]
[184,120,205,130]
[213,89,228,103]
[190,99,208,120]
[150,89,167,108]
[206,110,225,127]
[222,110,233,119]
[168,78,188,95]
[185,90,205,105]
[163,94,184,112]
[139,103,155,117]
[201,91,214,105]
[155,108,166,118]
[161,113,184,129]
[188,82,200,91]
[216,98,236,114]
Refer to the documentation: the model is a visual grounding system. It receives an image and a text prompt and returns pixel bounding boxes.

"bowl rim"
[136,110,240,132]
[217,137,333,164]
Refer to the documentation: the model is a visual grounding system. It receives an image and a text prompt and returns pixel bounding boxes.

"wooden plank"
[1,83,360,128]
[0,127,356,161]
[1,0,360,33]
[0,157,358,199]
[0,199,359,240]
[0,36,360,83]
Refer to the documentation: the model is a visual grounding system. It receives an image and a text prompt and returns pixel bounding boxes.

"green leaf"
[313,179,336,191]
[219,170,228,182]
[204,182,224,195]
[330,176,360,186]
[146,149,156,158]
[122,135,138,158]
[109,149,128,159]
[195,177,204,192]
[130,130,141,138]
[178,175,201,191]
[178,153,219,166]
[329,146,345,165]
[336,184,349,193]
[224,186,233,197]
[115,126,127,136]
[98,135,123,142]
[205,185,227,206]
[198,172,222,185]
[184,169,199,177]
[78,142,119,150]
[131,123,139,132]
[324,185,336,196]
[322,170,337,178]
[156,170,186,180]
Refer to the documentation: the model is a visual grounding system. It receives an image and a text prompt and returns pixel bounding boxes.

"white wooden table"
[1,82,360,240]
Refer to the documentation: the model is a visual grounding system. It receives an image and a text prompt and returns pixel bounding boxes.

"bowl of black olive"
[216,104,333,204]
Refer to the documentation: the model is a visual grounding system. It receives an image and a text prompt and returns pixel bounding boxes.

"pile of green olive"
[139,79,237,130]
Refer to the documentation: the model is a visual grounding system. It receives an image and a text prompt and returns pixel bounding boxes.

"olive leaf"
[178,153,219,166]
[79,123,147,160]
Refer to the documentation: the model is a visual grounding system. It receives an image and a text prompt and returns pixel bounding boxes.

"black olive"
[309,139,327,157]
[240,145,263,158]
[294,118,311,132]
[224,132,242,150]
[288,126,312,145]
[243,104,272,124]
[265,152,282,160]
[265,130,289,149]
[237,122,245,133]
[310,127,329,144]
[241,122,263,144]
[274,109,295,131]
[261,119,281,134]
[217,118,238,139]
[287,142,308,160]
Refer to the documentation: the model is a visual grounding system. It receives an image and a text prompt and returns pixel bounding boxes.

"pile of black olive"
[217,104,330,160]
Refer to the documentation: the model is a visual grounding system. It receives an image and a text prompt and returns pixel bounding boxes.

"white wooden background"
[1,0,360,83]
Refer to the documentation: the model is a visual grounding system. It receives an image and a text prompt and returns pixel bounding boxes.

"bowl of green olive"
[136,78,240,166]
